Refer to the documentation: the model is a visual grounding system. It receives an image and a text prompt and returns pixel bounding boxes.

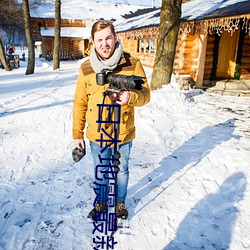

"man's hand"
[72,139,86,162]
[116,90,130,105]
[74,139,85,149]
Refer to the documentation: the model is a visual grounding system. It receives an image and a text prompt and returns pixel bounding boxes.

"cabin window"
[150,38,155,53]
[137,38,156,54]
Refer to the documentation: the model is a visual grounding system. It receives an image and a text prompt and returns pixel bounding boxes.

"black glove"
[72,146,86,162]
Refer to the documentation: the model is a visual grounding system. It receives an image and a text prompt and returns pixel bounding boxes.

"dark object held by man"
[96,70,144,90]
[72,146,86,162]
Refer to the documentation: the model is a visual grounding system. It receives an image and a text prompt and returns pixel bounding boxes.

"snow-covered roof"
[182,0,250,21]
[114,8,160,32]
[114,0,250,33]
[40,27,91,39]
[30,0,151,20]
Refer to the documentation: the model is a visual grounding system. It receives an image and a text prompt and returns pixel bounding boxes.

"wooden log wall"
[134,53,156,68]
[173,34,199,80]
[173,34,185,75]
[41,37,53,58]
[61,38,74,52]
[183,35,198,79]
[120,39,137,54]
[41,37,86,58]
[72,38,87,56]
[120,38,156,68]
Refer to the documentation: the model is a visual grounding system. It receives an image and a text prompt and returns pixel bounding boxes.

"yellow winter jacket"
[72,52,150,145]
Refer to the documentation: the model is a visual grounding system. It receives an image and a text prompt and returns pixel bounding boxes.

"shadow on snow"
[163,172,247,249]
[0,100,73,117]
[128,118,239,213]
[127,118,243,248]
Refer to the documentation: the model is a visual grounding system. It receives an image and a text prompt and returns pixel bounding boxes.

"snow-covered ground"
[0,49,249,250]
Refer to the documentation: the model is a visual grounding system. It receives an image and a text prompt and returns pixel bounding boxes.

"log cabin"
[115,0,250,94]
[31,18,92,60]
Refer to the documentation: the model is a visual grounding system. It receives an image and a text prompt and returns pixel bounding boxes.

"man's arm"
[72,68,88,146]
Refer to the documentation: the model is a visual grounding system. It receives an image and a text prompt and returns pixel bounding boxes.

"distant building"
[31,17,92,60]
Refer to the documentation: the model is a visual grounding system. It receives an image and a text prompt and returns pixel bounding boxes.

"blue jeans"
[90,140,132,206]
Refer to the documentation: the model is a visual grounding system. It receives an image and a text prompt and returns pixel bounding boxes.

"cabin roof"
[115,0,250,32]
[115,8,160,33]
[182,0,250,21]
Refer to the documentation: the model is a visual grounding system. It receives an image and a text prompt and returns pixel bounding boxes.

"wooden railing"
[46,51,83,61]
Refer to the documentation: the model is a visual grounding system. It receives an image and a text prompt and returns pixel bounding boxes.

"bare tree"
[151,0,182,90]
[22,0,35,75]
[0,0,24,37]
[0,37,11,71]
[53,0,61,70]
[0,0,23,71]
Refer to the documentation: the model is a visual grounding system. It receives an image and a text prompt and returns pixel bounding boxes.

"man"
[72,20,150,219]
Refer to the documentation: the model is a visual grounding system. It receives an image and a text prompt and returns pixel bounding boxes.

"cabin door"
[216,30,239,79]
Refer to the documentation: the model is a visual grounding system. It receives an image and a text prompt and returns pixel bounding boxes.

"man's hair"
[91,20,116,40]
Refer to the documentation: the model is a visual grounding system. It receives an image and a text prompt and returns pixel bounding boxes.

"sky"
[0,48,249,250]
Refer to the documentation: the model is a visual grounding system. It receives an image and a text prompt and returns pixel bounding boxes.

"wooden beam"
[195,32,207,87]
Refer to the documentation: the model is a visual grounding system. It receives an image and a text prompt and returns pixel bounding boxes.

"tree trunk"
[53,0,61,70]
[22,0,35,75]
[151,0,182,90]
[0,37,11,71]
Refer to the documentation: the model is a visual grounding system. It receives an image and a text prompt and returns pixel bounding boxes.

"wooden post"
[195,32,207,88]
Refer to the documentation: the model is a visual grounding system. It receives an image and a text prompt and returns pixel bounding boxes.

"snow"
[92,0,161,7]
[30,0,152,20]
[114,9,160,32]
[0,48,250,250]
[40,27,92,39]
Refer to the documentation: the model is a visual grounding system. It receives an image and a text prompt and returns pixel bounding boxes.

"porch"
[205,79,250,97]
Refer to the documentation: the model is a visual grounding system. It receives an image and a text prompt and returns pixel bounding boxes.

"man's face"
[93,27,117,60]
